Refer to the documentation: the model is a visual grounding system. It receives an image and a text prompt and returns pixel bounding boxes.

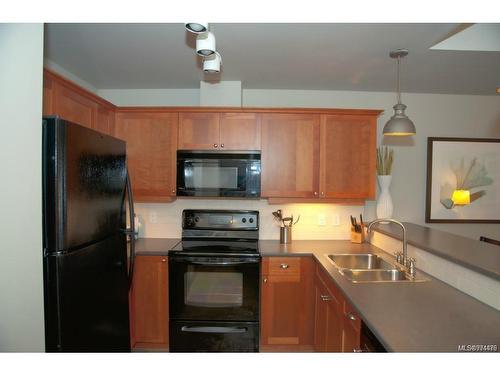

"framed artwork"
[425,137,500,223]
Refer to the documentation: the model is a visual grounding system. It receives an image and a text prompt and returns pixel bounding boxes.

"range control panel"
[182,210,259,230]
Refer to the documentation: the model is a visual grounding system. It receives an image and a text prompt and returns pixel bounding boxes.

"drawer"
[262,257,301,282]
[343,300,361,332]
[267,257,301,276]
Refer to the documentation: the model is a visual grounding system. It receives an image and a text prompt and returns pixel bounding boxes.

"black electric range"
[168,209,261,352]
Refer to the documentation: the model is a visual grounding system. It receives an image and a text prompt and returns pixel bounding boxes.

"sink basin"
[327,254,394,270]
[340,269,408,283]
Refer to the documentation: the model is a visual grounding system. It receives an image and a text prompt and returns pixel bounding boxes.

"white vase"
[376,175,393,220]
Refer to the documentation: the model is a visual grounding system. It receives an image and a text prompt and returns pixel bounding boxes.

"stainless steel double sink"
[327,254,429,283]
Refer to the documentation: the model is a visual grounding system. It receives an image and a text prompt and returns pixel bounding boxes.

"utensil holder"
[280,226,292,244]
[350,225,364,244]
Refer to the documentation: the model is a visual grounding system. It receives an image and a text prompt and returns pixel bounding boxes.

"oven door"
[176,151,261,197]
[169,255,260,321]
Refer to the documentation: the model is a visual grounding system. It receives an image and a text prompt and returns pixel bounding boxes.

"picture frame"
[425,137,500,223]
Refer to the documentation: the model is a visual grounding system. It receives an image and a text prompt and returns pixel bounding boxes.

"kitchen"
[1,4,500,374]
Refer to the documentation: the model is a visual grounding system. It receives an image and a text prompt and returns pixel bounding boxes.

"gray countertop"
[134,237,500,352]
[371,222,500,280]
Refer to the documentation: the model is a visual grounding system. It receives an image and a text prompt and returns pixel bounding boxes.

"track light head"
[196,32,216,56]
[203,52,222,74]
[185,22,208,34]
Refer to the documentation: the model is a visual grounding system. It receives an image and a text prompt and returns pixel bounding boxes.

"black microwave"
[176,151,261,198]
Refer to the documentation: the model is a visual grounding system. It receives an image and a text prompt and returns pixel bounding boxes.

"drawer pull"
[320,295,332,301]
[347,312,357,321]
[280,263,289,269]
[161,258,167,263]
[263,277,268,283]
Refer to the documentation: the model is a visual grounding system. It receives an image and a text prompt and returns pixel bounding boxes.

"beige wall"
[101,87,500,240]
[0,24,45,351]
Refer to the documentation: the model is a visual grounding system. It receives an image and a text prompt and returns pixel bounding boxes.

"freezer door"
[43,234,130,352]
[43,117,127,253]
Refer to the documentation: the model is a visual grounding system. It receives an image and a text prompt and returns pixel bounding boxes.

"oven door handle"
[181,326,248,334]
[189,260,258,266]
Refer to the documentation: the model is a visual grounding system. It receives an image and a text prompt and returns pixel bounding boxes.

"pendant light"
[383,49,416,136]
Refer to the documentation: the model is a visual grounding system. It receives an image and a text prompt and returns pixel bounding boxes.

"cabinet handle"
[214,143,218,148]
[220,143,224,148]
[172,189,176,194]
[280,263,289,269]
[347,312,357,321]
[353,349,364,353]
[314,192,318,196]
[161,258,167,263]
[321,192,325,197]
[263,277,268,283]
[320,295,332,301]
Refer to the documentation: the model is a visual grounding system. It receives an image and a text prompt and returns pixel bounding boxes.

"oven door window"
[185,270,243,308]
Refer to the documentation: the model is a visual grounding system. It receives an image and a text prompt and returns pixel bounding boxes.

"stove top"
[169,239,260,257]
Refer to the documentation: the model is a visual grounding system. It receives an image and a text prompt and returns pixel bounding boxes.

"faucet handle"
[394,251,403,264]
[408,258,416,277]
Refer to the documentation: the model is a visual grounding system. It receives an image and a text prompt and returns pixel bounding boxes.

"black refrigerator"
[42,116,135,352]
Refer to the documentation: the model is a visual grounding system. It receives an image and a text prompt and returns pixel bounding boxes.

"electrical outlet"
[318,214,326,226]
[149,211,158,224]
[332,214,340,226]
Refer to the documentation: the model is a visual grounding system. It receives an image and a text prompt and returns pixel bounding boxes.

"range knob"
[242,218,247,223]
[249,218,254,224]
[185,216,195,227]
[195,216,200,223]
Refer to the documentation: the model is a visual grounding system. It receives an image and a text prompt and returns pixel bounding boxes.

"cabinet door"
[261,257,314,351]
[115,112,178,202]
[320,115,376,199]
[95,105,115,135]
[130,256,168,350]
[53,82,97,129]
[219,113,261,150]
[313,276,328,352]
[342,301,361,352]
[261,114,320,198]
[325,294,343,352]
[178,112,220,150]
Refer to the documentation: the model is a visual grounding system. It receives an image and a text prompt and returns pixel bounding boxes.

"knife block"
[350,226,364,244]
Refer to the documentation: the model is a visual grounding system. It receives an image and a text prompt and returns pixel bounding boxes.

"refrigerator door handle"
[126,169,136,290]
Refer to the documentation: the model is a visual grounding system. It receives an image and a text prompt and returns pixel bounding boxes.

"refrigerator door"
[43,117,127,253]
[44,233,130,352]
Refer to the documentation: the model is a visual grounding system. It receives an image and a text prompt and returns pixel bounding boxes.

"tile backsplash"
[135,199,371,240]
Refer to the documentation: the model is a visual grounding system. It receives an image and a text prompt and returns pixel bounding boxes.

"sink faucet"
[366,219,410,268]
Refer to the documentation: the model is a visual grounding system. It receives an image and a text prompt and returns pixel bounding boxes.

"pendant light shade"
[196,32,216,56]
[185,22,208,34]
[384,49,415,136]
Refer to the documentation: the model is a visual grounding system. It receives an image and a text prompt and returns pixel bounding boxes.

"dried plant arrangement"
[376,146,394,175]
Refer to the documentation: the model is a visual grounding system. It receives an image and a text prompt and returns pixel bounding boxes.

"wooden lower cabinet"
[260,256,315,351]
[129,256,169,350]
[314,263,362,353]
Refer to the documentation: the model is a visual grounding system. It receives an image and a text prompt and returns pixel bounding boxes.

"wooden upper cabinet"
[260,257,315,351]
[261,113,320,198]
[114,111,178,202]
[43,74,54,116]
[95,105,115,136]
[178,112,220,150]
[130,256,169,350]
[219,113,261,150]
[52,83,97,129]
[320,115,376,199]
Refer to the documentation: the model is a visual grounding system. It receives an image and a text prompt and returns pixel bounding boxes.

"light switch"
[149,211,158,224]
[332,214,340,226]
[318,214,326,226]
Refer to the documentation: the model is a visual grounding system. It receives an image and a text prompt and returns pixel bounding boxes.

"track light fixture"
[203,52,222,74]
[196,31,216,56]
[185,22,208,34]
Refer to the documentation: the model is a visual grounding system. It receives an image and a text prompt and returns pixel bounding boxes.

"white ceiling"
[44,23,500,95]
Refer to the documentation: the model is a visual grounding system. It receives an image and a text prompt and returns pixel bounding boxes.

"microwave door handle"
[181,326,247,334]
